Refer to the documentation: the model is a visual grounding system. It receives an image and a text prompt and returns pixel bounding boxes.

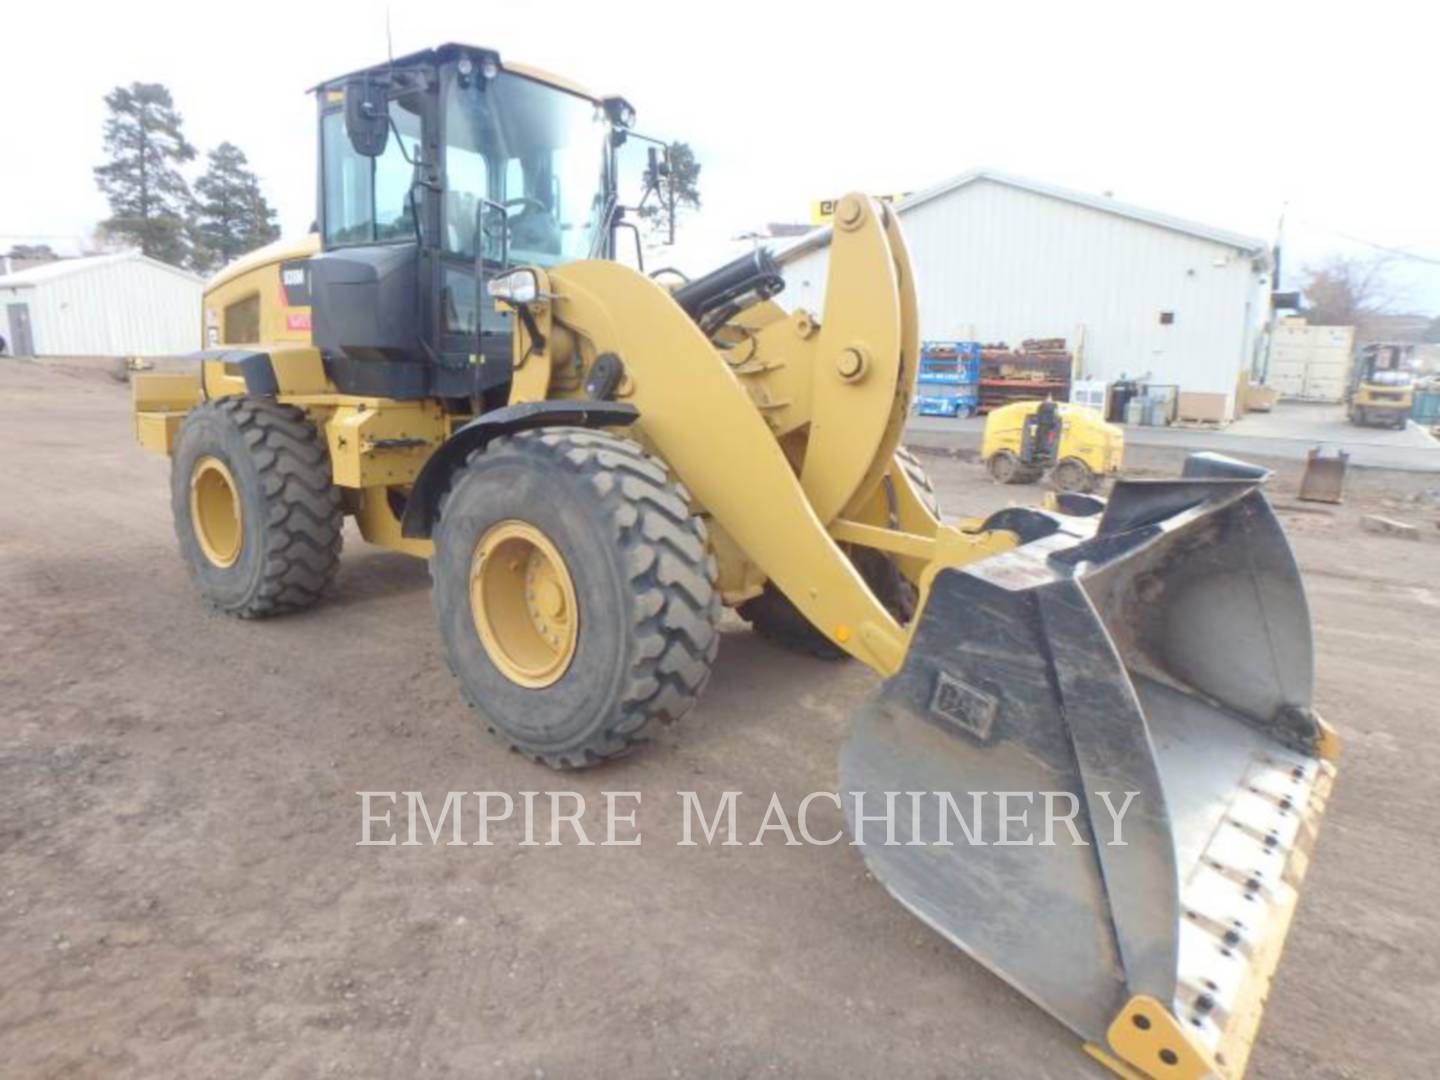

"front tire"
[895,445,941,517]
[739,446,936,659]
[171,397,342,617]
[431,428,721,769]
[1051,457,1098,494]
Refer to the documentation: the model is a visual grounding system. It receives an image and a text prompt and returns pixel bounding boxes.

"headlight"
[486,269,539,304]
[602,96,636,129]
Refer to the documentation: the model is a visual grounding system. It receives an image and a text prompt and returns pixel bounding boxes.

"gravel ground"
[2,358,1438,1079]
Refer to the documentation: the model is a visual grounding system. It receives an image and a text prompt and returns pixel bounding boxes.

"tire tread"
[435,428,720,769]
[177,397,342,617]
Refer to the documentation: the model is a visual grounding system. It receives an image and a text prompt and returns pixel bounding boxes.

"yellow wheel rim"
[469,520,579,688]
[190,455,243,568]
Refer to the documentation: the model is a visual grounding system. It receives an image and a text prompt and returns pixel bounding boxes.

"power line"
[1297,218,1440,268]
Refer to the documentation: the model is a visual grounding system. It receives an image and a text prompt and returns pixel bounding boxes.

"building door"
[6,303,35,356]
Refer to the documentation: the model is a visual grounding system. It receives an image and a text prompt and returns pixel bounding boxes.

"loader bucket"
[840,454,1335,1080]
[1298,446,1348,504]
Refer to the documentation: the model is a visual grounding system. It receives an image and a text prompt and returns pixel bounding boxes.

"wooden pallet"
[1169,418,1227,430]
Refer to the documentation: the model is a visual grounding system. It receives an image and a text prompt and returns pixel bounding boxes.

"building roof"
[0,251,203,289]
[777,168,1270,261]
[899,168,1269,254]
[0,256,60,276]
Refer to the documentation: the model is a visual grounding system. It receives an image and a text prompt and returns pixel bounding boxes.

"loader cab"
[310,43,626,404]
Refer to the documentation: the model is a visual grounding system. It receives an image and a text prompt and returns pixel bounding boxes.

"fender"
[192,344,329,398]
[194,348,280,396]
[399,399,639,539]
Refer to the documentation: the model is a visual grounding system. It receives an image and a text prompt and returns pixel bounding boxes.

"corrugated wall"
[18,258,202,356]
[782,180,1269,416]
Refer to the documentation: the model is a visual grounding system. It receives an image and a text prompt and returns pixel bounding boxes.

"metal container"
[1411,389,1440,424]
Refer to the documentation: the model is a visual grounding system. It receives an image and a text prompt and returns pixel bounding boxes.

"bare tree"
[1300,254,1401,334]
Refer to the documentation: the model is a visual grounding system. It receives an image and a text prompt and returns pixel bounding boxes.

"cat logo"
[810,193,910,225]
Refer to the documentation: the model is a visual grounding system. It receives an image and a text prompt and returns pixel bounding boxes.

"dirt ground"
[3,358,1439,1079]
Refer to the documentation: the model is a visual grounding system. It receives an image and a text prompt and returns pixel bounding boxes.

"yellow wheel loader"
[131,42,1337,1079]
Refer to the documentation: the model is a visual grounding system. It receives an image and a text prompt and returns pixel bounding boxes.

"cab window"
[321,98,423,246]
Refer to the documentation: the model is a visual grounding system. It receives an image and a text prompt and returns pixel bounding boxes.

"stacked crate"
[913,341,981,417]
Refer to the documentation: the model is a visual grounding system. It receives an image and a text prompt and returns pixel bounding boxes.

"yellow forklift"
[1348,343,1414,429]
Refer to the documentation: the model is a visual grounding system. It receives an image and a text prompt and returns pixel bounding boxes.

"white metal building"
[0,253,203,358]
[781,170,1272,421]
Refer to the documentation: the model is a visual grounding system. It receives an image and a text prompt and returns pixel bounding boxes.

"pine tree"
[189,142,282,273]
[93,83,196,266]
[638,141,701,244]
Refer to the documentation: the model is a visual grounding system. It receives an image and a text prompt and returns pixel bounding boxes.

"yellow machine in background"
[130,43,1335,1080]
[1349,342,1414,429]
[982,399,1123,492]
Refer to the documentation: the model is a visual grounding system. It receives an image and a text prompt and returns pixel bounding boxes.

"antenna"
[1273,199,1289,291]
[386,6,394,67]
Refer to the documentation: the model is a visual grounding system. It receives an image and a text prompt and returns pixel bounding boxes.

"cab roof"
[313,42,604,104]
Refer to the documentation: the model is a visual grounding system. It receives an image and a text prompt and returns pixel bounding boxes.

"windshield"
[442,70,609,267]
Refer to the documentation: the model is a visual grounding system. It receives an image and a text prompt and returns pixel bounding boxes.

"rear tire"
[430,428,721,769]
[171,397,342,617]
[988,449,1027,484]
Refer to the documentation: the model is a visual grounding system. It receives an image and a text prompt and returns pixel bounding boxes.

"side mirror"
[343,77,390,157]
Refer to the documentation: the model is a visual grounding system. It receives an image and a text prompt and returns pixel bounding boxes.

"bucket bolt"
[837,346,869,382]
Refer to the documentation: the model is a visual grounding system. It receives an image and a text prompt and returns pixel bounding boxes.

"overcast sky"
[4,0,1437,310]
